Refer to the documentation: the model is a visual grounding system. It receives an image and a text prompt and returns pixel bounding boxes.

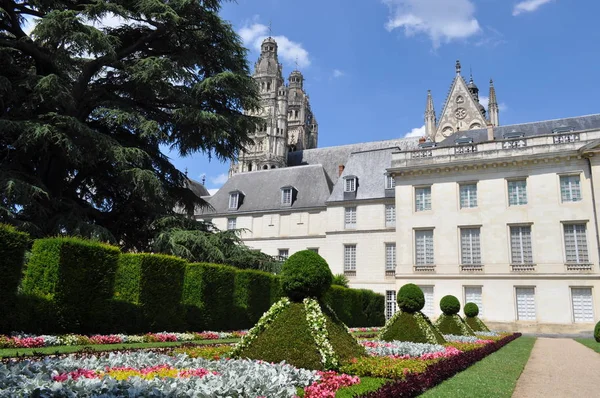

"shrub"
[464,302,479,317]
[280,250,333,301]
[113,253,187,332]
[331,273,349,288]
[0,224,31,332]
[234,269,276,329]
[436,314,475,336]
[595,320,600,343]
[20,237,120,333]
[322,286,384,327]
[379,310,446,344]
[397,284,425,313]
[182,262,237,331]
[440,295,461,315]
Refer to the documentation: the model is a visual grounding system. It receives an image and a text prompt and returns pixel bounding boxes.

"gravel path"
[512,338,600,398]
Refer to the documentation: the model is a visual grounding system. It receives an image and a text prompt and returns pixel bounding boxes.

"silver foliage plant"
[362,340,446,357]
[0,351,318,397]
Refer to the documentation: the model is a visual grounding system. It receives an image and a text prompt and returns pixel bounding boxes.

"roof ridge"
[496,113,600,130]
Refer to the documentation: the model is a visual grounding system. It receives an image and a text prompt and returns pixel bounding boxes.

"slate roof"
[186,178,210,198]
[287,137,419,186]
[203,165,331,215]
[438,114,600,147]
[328,147,398,202]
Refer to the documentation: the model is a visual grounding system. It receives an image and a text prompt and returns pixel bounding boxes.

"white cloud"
[332,69,345,78]
[210,173,228,185]
[404,125,426,138]
[207,189,219,196]
[479,95,508,112]
[383,0,481,48]
[239,20,310,68]
[513,0,553,16]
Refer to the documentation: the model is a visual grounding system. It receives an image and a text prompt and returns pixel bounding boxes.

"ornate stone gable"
[433,65,487,143]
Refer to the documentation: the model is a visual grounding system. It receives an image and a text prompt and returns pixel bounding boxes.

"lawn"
[574,338,600,353]
[419,336,536,398]
[0,338,239,358]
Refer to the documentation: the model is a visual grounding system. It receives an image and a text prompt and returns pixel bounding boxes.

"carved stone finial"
[455,60,461,75]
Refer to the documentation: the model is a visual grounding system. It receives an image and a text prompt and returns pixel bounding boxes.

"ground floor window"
[516,287,536,321]
[571,287,594,323]
[418,285,434,318]
[464,286,483,317]
[385,290,397,320]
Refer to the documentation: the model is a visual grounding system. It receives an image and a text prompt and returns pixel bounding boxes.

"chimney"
[486,123,494,141]
[418,137,426,144]
[338,165,345,176]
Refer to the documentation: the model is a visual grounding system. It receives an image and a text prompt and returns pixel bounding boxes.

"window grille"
[560,175,582,202]
[510,226,533,264]
[460,228,481,264]
[564,224,589,264]
[415,187,432,212]
[385,204,396,228]
[344,245,356,271]
[459,184,478,208]
[415,230,434,265]
[508,180,527,206]
[345,207,356,229]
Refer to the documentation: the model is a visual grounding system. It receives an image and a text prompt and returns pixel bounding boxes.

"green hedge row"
[4,234,384,333]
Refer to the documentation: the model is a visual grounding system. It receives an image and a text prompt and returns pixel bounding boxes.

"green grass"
[574,338,600,353]
[420,336,536,398]
[0,338,239,358]
[336,377,389,397]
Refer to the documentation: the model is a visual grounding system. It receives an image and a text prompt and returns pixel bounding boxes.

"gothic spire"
[455,60,461,75]
[488,78,499,126]
[425,90,436,138]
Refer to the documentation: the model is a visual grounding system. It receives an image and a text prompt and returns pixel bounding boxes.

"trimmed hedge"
[280,250,333,301]
[440,295,461,315]
[397,284,425,313]
[234,269,277,329]
[113,253,187,332]
[0,224,31,333]
[20,237,120,333]
[324,285,385,327]
[594,320,600,343]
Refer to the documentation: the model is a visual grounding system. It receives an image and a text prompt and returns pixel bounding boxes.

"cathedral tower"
[287,68,318,152]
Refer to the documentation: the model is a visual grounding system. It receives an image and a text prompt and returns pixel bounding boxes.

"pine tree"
[0,0,260,249]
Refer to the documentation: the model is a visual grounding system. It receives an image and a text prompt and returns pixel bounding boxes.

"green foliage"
[113,253,187,332]
[397,283,425,313]
[379,310,446,344]
[234,269,276,329]
[331,273,350,288]
[182,262,237,331]
[0,1,261,249]
[595,321,600,343]
[464,302,479,317]
[237,301,365,370]
[20,237,120,333]
[0,224,31,332]
[323,285,385,327]
[466,316,491,333]
[280,250,333,301]
[436,314,476,336]
[440,295,461,315]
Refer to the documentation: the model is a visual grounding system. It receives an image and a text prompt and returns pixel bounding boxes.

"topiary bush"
[280,250,333,301]
[397,283,425,313]
[440,295,461,315]
[595,320,600,343]
[464,302,479,318]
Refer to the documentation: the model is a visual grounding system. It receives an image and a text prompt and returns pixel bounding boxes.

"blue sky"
[169,1,599,192]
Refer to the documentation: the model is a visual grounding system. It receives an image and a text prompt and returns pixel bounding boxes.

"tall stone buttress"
[230,37,318,176]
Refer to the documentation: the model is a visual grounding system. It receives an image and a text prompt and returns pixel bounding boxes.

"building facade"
[201,46,600,333]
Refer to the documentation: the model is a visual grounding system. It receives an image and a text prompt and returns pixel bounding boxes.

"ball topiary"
[280,250,333,301]
[464,302,479,318]
[397,284,425,313]
[595,320,600,343]
[440,295,460,315]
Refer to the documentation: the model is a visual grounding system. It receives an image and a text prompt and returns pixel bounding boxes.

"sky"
[25,1,600,194]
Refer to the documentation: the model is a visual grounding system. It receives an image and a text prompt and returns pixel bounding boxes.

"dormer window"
[281,186,294,206]
[344,176,357,192]
[229,191,242,210]
[385,174,395,190]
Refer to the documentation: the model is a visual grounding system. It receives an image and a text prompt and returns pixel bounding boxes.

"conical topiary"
[378,284,446,344]
[435,295,475,336]
[463,302,490,332]
[231,250,366,370]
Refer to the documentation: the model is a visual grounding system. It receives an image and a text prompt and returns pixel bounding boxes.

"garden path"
[512,337,600,398]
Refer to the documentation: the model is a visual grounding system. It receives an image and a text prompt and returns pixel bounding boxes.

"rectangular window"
[227,218,236,230]
[229,193,239,209]
[571,287,594,323]
[460,228,481,265]
[345,178,356,192]
[278,249,289,261]
[459,183,478,208]
[415,187,432,212]
[419,286,434,318]
[344,244,356,271]
[508,179,527,206]
[510,226,533,264]
[385,243,396,271]
[564,223,589,264]
[386,175,396,189]
[385,204,396,228]
[415,229,434,265]
[464,286,483,317]
[308,248,319,254]
[560,175,582,202]
[281,188,292,205]
[385,290,397,320]
[344,207,357,229]
[516,287,536,321]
